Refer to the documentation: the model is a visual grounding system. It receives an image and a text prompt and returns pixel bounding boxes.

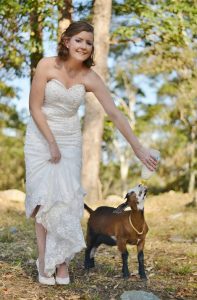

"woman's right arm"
[29,58,61,163]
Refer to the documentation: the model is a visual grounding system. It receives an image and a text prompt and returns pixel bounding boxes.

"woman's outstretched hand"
[134,145,158,171]
[48,141,61,163]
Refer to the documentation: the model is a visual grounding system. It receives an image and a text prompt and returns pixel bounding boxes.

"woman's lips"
[76,51,88,55]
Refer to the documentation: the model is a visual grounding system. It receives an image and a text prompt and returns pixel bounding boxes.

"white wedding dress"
[24,79,86,276]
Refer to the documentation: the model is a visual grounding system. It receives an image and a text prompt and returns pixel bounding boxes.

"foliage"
[109,0,197,193]
[0,0,57,191]
[0,134,25,190]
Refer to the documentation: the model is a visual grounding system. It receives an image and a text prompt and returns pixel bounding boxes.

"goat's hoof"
[123,273,130,279]
[140,274,147,281]
[84,261,95,269]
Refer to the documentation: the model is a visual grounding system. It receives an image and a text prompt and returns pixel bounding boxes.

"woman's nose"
[80,41,87,49]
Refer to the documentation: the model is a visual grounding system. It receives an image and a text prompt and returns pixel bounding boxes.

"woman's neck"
[63,57,84,76]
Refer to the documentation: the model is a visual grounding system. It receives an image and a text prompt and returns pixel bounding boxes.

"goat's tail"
[84,203,93,214]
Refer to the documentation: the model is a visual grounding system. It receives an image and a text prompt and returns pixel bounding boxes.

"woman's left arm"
[85,70,157,171]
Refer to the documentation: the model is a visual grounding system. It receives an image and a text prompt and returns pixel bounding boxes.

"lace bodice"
[42,79,86,120]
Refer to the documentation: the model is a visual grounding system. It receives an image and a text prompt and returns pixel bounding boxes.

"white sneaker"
[36,259,55,285]
[55,275,70,285]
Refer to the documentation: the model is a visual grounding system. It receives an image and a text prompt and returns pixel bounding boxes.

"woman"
[24,21,157,285]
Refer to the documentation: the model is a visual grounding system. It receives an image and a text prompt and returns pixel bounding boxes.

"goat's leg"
[122,251,130,278]
[85,235,108,269]
[137,240,147,280]
[117,239,130,278]
[85,247,96,269]
[84,227,97,269]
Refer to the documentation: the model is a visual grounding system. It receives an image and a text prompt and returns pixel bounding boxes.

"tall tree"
[29,0,44,81]
[82,0,112,202]
[58,0,73,39]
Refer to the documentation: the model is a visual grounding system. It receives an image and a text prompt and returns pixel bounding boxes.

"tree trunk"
[122,73,136,129]
[113,139,130,196]
[30,1,43,82]
[188,121,196,207]
[111,73,136,195]
[82,0,112,203]
[58,0,72,39]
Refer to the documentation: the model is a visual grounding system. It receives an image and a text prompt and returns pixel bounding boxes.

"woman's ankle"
[56,263,69,278]
[37,257,51,277]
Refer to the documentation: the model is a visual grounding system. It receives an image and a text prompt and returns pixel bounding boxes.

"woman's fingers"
[145,155,158,171]
[49,154,61,163]
[150,155,158,164]
[134,145,160,172]
[149,157,158,167]
[48,141,61,163]
[146,161,155,171]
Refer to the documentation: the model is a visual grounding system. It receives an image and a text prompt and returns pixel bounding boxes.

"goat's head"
[114,184,147,213]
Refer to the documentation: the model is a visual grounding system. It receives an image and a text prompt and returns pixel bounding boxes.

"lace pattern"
[24,80,86,275]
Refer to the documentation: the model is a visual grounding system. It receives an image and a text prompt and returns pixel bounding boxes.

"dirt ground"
[0,191,197,300]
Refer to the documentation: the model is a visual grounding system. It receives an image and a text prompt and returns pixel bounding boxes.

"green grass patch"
[0,230,14,243]
[172,264,192,275]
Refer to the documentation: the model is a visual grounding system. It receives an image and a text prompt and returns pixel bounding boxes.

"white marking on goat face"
[127,184,147,210]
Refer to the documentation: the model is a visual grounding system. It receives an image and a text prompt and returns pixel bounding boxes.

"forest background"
[0,0,196,203]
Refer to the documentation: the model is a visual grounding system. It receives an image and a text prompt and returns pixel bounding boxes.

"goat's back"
[93,206,114,214]
[87,205,129,236]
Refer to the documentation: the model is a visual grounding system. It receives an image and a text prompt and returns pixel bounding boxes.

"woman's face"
[66,31,94,63]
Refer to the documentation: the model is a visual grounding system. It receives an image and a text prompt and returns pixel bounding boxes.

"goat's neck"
[130,209,145,224]
[128,210,145,235]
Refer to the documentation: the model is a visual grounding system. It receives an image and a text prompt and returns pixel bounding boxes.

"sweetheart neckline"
[47,79,86,92]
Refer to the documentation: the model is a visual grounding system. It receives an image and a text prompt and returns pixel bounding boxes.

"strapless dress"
[24,79,86,276]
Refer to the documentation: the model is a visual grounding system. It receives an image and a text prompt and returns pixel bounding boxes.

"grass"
[0,192,197,299]
[0,231,14,243]
[172,265,193,276]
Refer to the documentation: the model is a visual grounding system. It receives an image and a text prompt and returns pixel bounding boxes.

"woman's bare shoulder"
[83,68,104,92]
[37,56,59,68]
[34,57,62,80]
[85,68,100,79]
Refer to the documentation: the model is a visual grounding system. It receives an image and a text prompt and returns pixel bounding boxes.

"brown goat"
[84,184,148,279]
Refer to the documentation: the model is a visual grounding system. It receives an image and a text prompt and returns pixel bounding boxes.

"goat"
[84,184,148,279]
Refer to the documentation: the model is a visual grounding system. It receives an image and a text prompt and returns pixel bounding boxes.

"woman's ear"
[64,37,69,48]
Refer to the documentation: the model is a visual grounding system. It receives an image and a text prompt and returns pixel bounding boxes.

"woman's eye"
[75,39,81,42]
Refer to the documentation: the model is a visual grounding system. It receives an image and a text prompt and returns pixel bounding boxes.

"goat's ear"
[113,202,128,214]
[124,191,135,199]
